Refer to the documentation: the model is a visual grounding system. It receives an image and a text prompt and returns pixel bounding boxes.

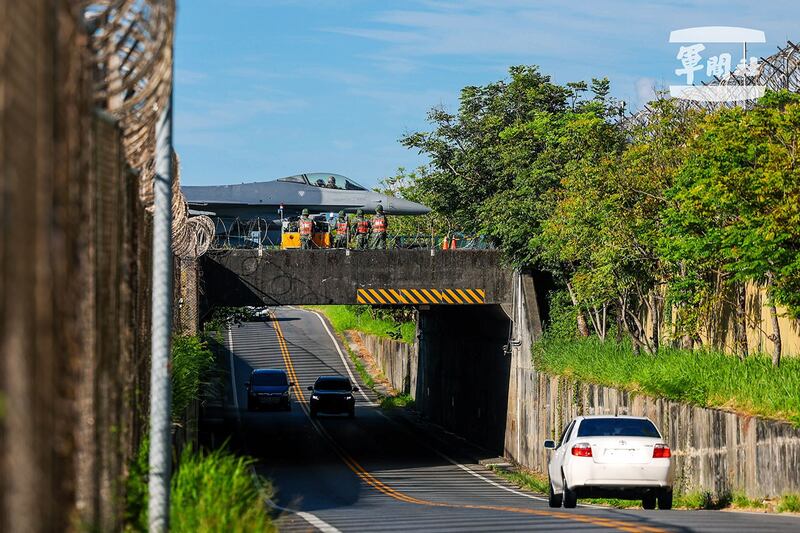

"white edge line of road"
[227,328,240,414]
[229,323,341,533]
[432,447,600,509]
[264,499,342,533]
[305,308,373,404]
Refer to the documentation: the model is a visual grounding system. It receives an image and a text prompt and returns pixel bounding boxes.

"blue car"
[245,369,294,411]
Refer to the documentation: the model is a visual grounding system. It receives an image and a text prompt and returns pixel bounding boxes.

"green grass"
[125,445,275,531]
[489,466,549,493]
[349,348,376,390]
[674,491,729,510]
[171,335,216,420]
[534,337,800,425]
[170,448,275,532]
[308,305,416,344]
[778,493,800,513]
[380,393,416,410]
[731,491,766,510]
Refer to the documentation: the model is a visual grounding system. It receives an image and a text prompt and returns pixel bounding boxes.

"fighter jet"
[182,172,430,221]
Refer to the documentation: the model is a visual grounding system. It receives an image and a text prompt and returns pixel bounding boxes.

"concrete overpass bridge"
[200,249,516,308]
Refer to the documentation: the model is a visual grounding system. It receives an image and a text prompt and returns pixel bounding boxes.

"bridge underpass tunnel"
[415,305,512,454]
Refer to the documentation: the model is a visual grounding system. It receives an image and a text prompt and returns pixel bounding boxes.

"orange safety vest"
[356,219,370,234]
[372,216,386,234]
[336,221,348,235]
[299,218,313,236]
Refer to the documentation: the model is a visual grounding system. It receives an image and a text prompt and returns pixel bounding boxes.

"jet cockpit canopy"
[277,173,368,191]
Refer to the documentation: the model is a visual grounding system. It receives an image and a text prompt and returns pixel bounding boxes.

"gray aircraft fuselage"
[182,172,430,221]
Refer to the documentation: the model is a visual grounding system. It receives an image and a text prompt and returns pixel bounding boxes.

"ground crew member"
[334,210,349,248]
[371,204,388,249]
[299,208,314,249]
[354,209,370,250]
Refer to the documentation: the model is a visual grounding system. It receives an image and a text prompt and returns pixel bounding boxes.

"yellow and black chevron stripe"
[356,288,486,305]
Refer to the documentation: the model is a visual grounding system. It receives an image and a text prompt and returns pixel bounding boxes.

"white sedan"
[544,415,674,509]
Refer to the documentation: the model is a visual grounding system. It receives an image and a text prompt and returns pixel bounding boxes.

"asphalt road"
[219,307,800,532]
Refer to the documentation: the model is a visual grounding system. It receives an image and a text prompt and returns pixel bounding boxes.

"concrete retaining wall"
[507,368,800,498]
[360,334,418,396]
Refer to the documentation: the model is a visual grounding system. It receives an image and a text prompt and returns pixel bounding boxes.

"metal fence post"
[148,87,174,530]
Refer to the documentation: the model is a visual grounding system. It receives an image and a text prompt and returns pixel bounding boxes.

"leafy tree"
[664,91,800,366]
[394,63,799,364]
[399,66,570,238]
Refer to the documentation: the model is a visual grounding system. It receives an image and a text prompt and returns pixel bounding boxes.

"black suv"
[308,376,358,418]
[245,369,294,411]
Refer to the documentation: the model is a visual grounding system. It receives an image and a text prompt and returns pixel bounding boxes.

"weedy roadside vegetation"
[125,444,274,532]
[125,308,276,531]
[380,393,415,410]
[171,335,215,420]
[308,305,415,344]
[170,448,275,532]
[777,494,800,513]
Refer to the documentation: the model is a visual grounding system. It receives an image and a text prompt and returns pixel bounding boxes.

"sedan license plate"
[259,395,280,404]
[605,448,636,457]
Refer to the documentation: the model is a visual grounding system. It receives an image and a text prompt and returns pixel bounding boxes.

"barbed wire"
[83,1,213,258]
[628,39,800,128]
[205,217,494,251]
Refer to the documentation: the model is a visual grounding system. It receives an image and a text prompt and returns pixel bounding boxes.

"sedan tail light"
[653,443,671,458]
[571,443,593,457]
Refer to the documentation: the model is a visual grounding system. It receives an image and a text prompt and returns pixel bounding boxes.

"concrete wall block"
[508,367,800,498]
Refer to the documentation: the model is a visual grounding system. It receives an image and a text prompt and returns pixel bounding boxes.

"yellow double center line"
[268,312,668,533]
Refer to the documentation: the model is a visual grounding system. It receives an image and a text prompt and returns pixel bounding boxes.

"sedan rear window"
[315,378,351,391]
[577,418,660,438]
[252,372,288,386]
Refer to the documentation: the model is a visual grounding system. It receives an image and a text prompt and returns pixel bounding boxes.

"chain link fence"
[0,1,199,530]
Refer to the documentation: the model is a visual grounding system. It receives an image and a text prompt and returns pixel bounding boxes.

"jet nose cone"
[388,196,431,215]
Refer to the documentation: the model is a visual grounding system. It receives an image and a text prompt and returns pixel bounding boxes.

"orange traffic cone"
[450,237,457,249]
[442,236,449,250]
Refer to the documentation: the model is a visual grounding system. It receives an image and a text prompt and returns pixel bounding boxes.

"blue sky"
[175,0,799,188]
